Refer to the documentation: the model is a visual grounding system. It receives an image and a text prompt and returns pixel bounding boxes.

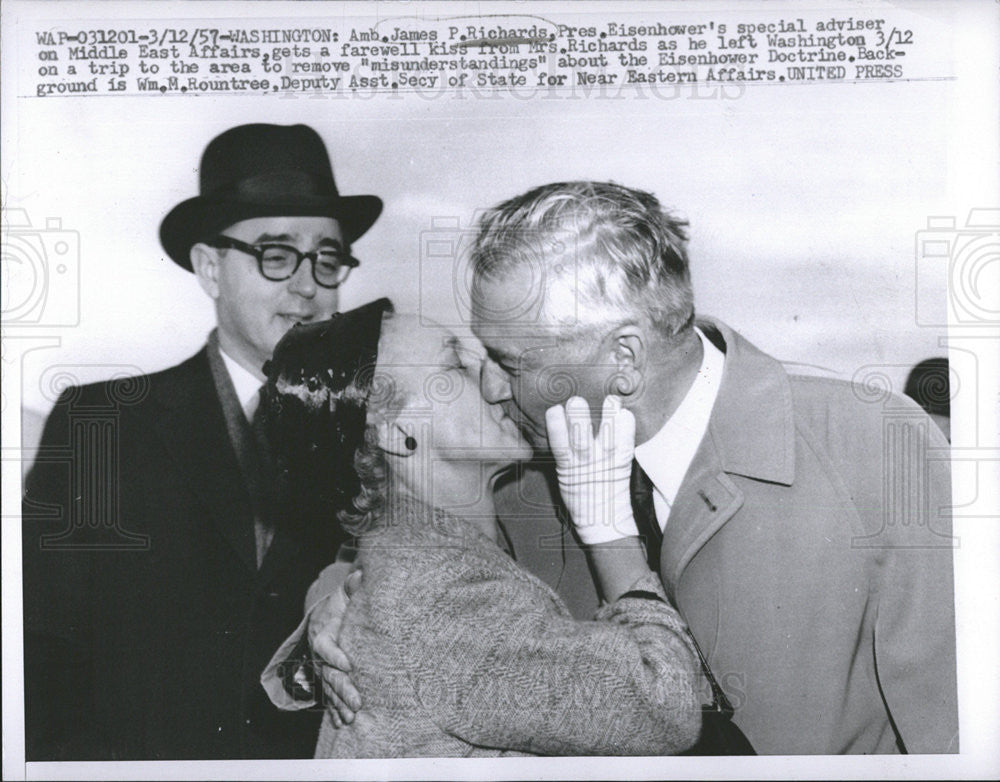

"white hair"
[471,181,695,338]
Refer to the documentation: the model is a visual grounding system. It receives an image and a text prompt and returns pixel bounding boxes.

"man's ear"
[189,243,221,300]
[606,324,646,398]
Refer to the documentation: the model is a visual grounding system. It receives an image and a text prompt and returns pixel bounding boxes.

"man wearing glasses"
[22,124,382,760]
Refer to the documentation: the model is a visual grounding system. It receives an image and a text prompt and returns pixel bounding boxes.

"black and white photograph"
[2,1,998,779]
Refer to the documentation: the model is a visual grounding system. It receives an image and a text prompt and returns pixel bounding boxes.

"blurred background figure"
[904,357,952,442]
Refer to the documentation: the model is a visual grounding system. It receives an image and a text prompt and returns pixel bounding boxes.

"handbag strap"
[618,588,735,718]
[685,627,734,718]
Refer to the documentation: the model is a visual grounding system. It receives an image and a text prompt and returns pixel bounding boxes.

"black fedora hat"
[160,123,383,270]
[262,297,394,524]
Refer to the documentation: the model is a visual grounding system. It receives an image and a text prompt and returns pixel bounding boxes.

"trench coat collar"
[658,318,796,597]
[696,317,796,487]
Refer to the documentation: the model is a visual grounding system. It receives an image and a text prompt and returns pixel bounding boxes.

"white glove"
[545,395,641,546]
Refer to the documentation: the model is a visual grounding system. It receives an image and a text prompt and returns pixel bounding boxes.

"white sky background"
[3,1,999,779]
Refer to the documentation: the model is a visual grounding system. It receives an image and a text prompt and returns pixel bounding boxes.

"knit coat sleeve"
[399,560,702,756]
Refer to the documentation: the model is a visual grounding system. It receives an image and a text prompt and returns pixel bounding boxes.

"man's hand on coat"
[308,568,363,727]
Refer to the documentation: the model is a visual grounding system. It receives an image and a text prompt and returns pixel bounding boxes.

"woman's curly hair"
[337,421,390,535]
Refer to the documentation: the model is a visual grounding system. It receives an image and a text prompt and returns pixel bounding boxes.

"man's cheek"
[510,387,543,424]
[528,427,552,454]
[319,292,339,318]
[514,374,548,411]
[524,405,552,440]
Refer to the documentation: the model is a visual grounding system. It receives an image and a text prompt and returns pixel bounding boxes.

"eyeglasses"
[207,235,360,289]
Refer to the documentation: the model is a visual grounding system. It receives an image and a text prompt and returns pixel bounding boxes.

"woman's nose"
[480,359,512,403]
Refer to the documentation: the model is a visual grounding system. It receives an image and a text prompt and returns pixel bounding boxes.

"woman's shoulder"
[358,498,570,616]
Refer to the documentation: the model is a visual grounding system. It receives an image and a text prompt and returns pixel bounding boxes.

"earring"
[404,436,417,452]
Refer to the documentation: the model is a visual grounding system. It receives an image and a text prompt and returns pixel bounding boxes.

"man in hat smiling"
[22,124,382,760]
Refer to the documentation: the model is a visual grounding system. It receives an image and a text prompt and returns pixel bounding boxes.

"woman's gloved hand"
[545,395,641,546]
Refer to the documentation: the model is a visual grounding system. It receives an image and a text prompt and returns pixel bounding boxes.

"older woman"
[260,298,703,757]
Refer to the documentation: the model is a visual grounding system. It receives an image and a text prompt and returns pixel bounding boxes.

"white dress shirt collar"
[218,347,264,421]
[633,327,726,528]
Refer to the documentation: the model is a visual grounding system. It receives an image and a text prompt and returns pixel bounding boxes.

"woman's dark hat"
[160,124,383,270]
[262,297,394,520]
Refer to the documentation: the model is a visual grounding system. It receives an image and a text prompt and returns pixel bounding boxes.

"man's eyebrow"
[444,335,480,361]
[316,236,346,249]
[441,334,460,355]
[252,233,346,249]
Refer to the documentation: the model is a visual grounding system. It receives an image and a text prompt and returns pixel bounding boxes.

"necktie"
[249,386,276,566]
[630,459,663,574]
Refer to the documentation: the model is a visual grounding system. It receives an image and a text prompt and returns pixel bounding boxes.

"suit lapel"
[656,318,795,597]
[151,350,258,573]
[660,434,743,601]
[255,526,302,587]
